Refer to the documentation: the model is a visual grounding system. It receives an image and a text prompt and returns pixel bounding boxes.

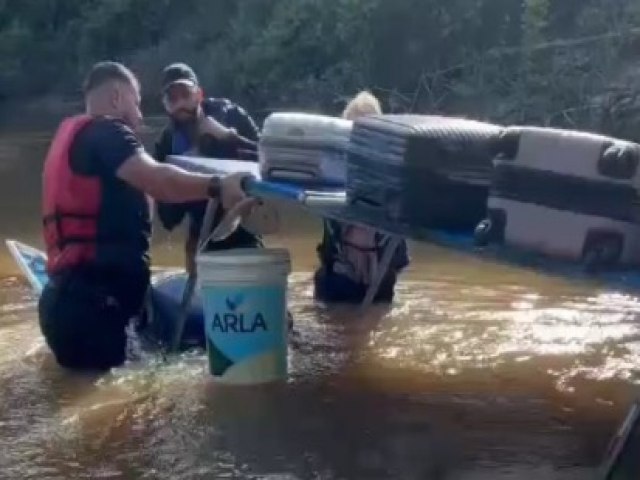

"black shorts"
[38,268,149,371]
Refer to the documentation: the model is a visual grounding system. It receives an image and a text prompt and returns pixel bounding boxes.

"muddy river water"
[0,128,638,479]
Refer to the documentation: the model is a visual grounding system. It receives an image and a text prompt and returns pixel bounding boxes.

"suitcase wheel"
[473,219,493,247]
[473,209,506,247]
[582,230,623,273]
[599,143,640,180]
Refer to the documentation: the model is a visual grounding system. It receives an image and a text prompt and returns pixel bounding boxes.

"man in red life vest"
[39,61,250,371]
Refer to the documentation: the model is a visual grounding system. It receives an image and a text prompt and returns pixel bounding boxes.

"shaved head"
[83,61,139,95]
[83,61,142,130]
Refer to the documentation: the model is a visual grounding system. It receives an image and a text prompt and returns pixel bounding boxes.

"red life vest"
[42,115,101,274]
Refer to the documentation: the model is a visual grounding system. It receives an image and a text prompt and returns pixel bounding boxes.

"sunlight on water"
[364,279,640,389]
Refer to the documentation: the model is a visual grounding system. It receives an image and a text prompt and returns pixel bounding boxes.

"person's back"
[315,219,409,303]
[154,64,262,273]
[40,79,153,370]
[314,91,410,304]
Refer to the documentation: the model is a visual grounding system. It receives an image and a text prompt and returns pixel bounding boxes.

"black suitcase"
[346,115,503,232]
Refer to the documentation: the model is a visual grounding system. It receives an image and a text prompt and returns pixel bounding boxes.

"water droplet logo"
[225,293,244,312]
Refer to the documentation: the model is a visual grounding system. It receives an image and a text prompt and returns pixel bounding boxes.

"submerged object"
[6,240,206,351]
[145,271,206,349]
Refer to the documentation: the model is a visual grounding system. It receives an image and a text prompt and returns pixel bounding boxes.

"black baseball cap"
[161,63,199,92]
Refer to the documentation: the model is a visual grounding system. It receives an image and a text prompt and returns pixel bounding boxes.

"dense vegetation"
[1,0,640,138]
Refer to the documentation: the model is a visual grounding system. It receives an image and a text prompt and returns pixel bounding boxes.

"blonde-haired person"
[342,90,382,119]
[314,91,410,304]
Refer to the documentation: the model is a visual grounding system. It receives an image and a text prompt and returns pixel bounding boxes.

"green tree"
[1,0,640,137]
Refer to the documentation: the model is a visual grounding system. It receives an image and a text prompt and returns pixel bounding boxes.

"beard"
[170,106,199,126]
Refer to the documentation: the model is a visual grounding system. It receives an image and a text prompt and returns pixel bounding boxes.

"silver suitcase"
[259,112,352,186]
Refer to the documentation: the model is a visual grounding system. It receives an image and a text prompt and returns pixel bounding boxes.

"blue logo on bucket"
[211,294,268,333]
[225,294,243,311]
[201,284,287,379]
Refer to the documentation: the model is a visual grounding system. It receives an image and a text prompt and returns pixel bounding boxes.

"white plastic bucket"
[196,248,291,384]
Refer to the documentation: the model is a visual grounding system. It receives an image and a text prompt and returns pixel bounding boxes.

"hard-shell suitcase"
[346,114,503,232]
[477,126,640,270]
[259,112,352,186]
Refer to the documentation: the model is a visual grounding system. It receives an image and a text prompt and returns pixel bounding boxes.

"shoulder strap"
[317,220,341,263]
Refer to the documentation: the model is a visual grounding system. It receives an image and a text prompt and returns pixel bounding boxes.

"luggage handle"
[350,195,403,223]
[265,167,316,181]
[351,196,383,209]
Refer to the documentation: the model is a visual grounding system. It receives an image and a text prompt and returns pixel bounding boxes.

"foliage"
[1,0,640,136]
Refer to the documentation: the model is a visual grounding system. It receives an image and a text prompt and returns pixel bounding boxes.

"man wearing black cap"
[154,63,262,274]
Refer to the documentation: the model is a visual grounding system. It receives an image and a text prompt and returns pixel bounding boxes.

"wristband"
[207,176,222,199]
[240,174,253,193]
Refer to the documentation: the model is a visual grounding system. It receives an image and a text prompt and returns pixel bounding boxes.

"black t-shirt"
[154,98,262,250]
[69,117,141,175]
[67,117,151,274]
